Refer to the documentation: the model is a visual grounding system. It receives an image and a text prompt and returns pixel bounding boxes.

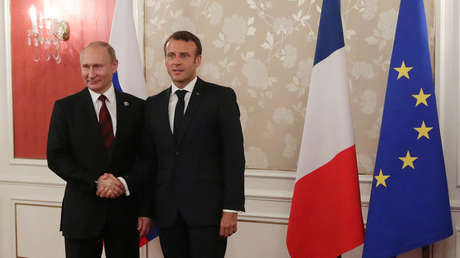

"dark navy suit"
[128,77,245,257]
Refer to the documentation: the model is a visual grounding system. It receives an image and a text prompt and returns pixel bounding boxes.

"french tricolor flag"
[286,0,364,257]
[109,0,162,255]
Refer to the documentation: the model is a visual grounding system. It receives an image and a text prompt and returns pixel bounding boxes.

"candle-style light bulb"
[29,5,38,33]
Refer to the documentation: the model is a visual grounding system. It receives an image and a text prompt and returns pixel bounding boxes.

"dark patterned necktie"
[98,95,114,151]
[174,90,187,144]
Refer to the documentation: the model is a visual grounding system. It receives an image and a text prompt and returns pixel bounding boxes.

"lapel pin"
[123,101,130,107]
[195,92,200,96]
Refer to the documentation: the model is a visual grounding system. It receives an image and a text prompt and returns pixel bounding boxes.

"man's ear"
[194,55,202,66]
[112,60,119,73]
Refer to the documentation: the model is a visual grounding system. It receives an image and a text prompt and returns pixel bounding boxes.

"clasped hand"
[96,173,125,198]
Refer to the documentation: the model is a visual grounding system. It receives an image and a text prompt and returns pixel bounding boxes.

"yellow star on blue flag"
[412,88,431,107]
[394,61,413,79]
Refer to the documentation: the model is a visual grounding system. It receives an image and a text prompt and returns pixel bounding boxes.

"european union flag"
[362,0,453,257]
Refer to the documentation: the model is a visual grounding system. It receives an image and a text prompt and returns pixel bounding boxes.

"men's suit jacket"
[127,77,245,228]
[47,87,145,239]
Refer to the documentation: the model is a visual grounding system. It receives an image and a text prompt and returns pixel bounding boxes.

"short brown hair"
[81,41,117,63]
[163,31,202,57]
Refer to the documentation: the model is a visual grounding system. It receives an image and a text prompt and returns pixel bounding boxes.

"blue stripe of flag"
[313,0,345,65]
[112,72,122,92]
[146,227,159,241]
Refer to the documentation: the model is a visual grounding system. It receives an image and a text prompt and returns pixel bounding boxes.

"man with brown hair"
[131,31,245,257]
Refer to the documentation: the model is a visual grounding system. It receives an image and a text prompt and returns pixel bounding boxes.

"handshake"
[96,173,125,199]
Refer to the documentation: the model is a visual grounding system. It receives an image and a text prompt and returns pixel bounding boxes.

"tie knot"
[98,95,107,103]
[175,90,187,100]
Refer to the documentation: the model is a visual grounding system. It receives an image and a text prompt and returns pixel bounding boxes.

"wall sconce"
[27,4,70,64]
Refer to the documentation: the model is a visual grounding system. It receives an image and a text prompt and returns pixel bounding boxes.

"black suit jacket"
[47,87,145,239]
[127,78,245,228]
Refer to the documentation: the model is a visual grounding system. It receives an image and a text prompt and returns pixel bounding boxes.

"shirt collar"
[89,85,116,105]
[171,77,197,96]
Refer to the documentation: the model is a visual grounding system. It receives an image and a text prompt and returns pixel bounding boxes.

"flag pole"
[422,245,429,258]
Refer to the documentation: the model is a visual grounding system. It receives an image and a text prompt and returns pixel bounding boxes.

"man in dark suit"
[127,31,245,258]
[47,41,150,258]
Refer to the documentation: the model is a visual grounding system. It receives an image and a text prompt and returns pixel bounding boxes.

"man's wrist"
[223,209,239,213]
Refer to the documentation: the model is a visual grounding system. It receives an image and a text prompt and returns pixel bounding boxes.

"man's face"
[165,39,201,88]
[80,46,118,94]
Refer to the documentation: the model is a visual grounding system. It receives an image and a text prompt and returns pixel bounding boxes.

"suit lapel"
[149,88,175,146]
[176,78,204,145]
[161,88,174,138]
[113,90,125,144]
[113,90,138,152]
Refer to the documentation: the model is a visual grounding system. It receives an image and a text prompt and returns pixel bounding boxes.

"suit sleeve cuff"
[118,177,130,196]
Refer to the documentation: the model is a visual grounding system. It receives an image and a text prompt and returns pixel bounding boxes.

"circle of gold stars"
[375,60,436,188]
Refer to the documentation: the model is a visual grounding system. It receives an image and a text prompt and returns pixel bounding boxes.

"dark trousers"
[159,213,227,258]
[64,231,139,258]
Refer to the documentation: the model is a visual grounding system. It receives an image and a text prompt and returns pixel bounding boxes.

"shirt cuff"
[117,177,130,196]
[223,209,239,213]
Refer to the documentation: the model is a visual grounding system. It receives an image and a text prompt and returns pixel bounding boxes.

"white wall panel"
[15,202,64,258]
[226,221,289,258]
